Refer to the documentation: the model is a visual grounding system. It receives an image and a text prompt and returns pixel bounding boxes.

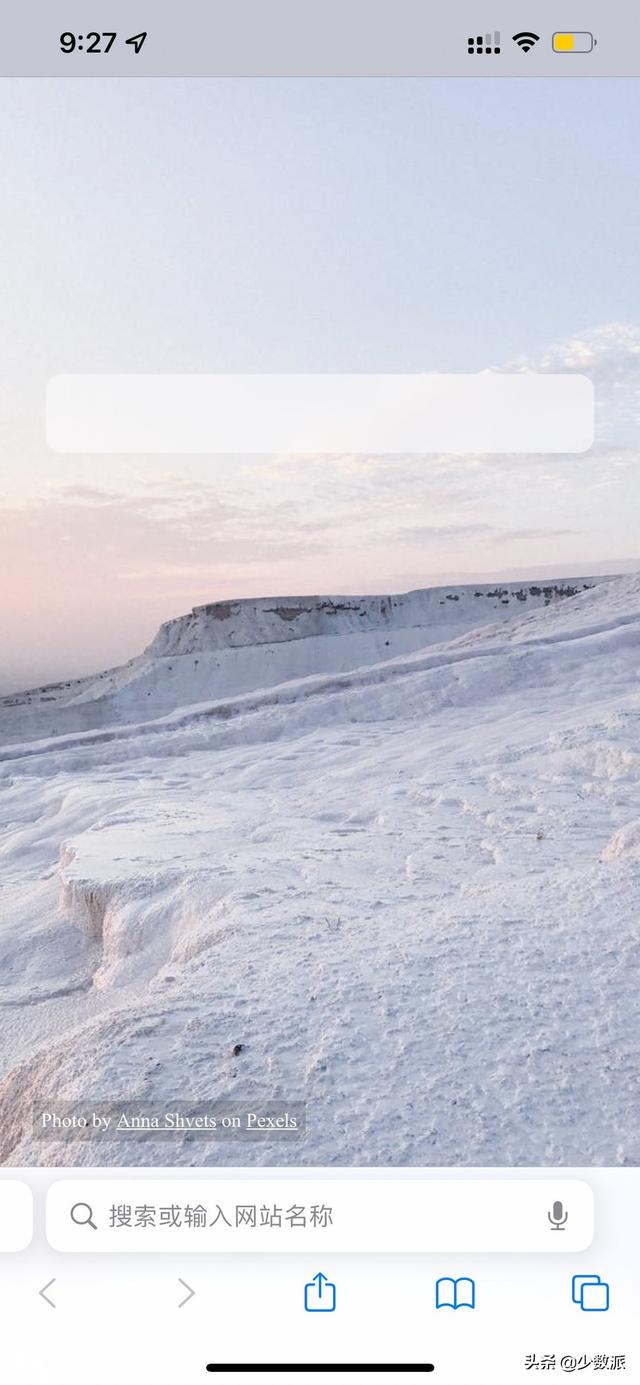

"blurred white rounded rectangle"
[45,1178,594,1252]
[46,372,594,455]
[0,1182,34,1250]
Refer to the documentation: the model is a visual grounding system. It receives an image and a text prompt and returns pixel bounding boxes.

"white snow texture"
[0,574,638,1166]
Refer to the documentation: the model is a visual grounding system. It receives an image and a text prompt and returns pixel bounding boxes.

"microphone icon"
[548,1200,568,1231]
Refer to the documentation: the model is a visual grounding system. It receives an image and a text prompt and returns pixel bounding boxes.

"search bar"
[46,372,594,455]
[0,1182,33,1250]
[46,1179,594,1252]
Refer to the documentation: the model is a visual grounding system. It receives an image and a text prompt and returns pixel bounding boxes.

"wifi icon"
[512,30,540,51]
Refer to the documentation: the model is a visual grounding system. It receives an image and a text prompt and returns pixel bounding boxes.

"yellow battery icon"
[552,31,595,52]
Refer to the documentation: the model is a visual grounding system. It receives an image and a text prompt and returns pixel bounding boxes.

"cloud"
[530,322,640,376]
[57,484,121,504]
[0,478,331,593]
[513,322,640,447]
[398,522,582,545]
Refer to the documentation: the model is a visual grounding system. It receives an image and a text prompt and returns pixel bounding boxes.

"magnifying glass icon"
[70,1201,97,1230]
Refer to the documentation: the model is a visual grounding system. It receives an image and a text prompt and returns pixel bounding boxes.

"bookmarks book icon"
[436,1277,476,1310]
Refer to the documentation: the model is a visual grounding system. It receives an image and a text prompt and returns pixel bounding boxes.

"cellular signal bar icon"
[512,31,540,52]
[468,31,501,55]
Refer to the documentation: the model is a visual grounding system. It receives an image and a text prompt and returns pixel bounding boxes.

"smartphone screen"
[0,3,638,1381]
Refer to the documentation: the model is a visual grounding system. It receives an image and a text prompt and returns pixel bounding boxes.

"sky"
[1,77,639,690]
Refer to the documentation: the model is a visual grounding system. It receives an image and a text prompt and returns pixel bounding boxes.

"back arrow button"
[39,1279,56,1308]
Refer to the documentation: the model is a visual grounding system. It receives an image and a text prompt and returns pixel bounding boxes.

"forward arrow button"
[178,1278,195,1308]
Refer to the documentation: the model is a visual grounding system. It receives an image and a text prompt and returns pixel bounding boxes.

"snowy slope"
[0,574,639,1167]
[0,579,597,747]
